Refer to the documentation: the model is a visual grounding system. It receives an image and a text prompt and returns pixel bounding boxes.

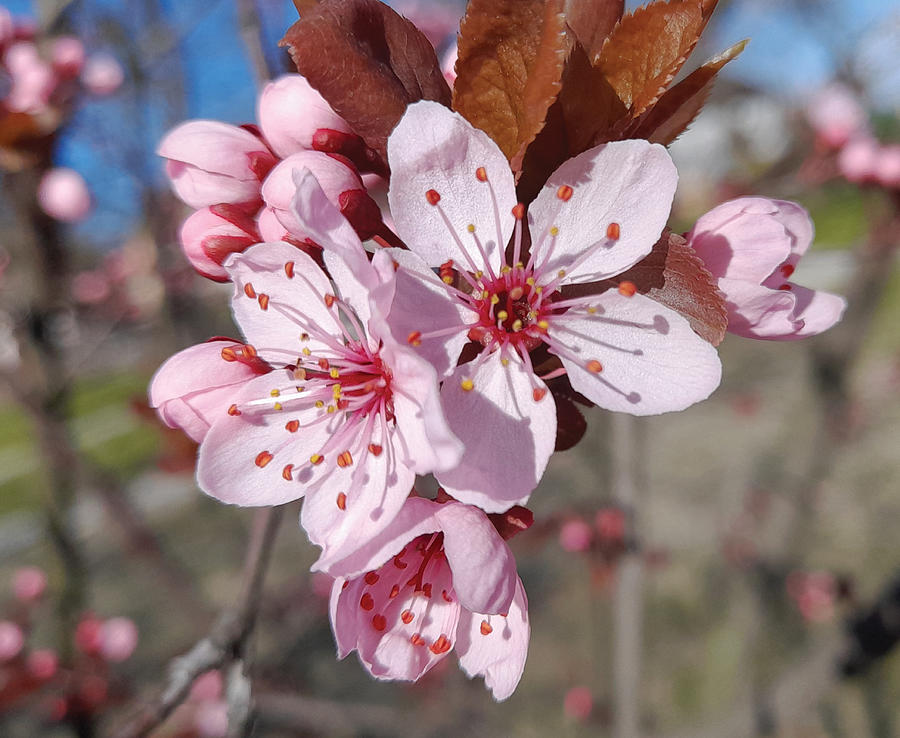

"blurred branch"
[111,506,284,738]
[237,0,272,87]
[254,691,412,737]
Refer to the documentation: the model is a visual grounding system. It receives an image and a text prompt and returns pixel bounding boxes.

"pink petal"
[330,577,358,658]
[456,577,530,701]
[180,207,258,281]
[225,241,344,363]
[688,197,798,282]
[790,285,846,339]
[314,497,440,576]
[717,278,803,339]
[387,101,516,272]
[149,340,267,443]
[550,292,721,415]
[528,140,676,283]
[436,351,556,512]
[435,502,516,615]
[164,161,262,211]
[158,121,267,180]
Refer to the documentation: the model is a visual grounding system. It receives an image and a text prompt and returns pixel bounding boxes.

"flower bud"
[12,565,47,603]
[158,121,276,209]
[38,168,92,223]
[559,518,592,552]
[27,649,59,680]
[50,36,85,78]
[838,137,879,183]
[80,52,123,95]
[0,620,24,662]
[180,205,260,281]
[875,144,900,189]
[74,614,103,656]
[257,74,352,158]
[563,686,593,722]
[99,617,138,662]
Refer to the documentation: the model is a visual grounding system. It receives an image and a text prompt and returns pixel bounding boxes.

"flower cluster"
[150,0,847,701]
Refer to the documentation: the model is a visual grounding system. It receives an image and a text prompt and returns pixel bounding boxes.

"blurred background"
[0,0,898,736]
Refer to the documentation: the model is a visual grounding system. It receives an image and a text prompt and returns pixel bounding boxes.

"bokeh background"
[0,0,899,736]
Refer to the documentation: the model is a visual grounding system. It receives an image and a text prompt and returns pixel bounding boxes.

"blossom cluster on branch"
[150,0,846,700]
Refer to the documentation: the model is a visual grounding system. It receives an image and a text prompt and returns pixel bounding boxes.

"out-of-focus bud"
[71,270,112,305]
[875,144,900,189]
[4,42,55,113]
[261,151,370,239]
[38,168,92,223]
[27,649,59,680]
[158,121,276,209]
[180,205,260,282]
[195,701,229,738]
[806,83,868,149]
[99,617,138,663]
[0,620,24,662]
[12,565,47,603]
[596,507,626,544]
[257,74,352,158]
[77,674,109,710]
[838,137,879,183]
[80,52,123,95]
[50,36,85,78]
[74,614,103,656]
[563,685,593,722]
[558,518,593,553]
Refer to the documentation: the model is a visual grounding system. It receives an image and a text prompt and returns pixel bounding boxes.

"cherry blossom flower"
[327,496,529,700]
[838,136,879,183]
[806,83,868,149]
[12,566,47,603]
[378,101,721,511]
[37,168,92,222]
[686,197,846,340]
[156,173,462,560]
[81,52,124,95]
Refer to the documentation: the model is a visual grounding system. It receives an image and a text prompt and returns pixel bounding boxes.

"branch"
[111,506,284,738]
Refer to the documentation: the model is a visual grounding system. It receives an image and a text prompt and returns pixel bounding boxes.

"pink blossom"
[806,83,868,149]
[787,570,836,623]
[0,620,24,662]
[559,518,592,552]
[380,102,720,511]
[687,197,846,340]
[0,9,13,46]
[838,137,879,183]
[50,36,85,78]
[875,144,900,188]
[71,270,112,305]
[256,205,291,242]
[27,649,58,680]
[563,685,594,721]
[12,566,47,602]
[98,617,138,662]
[180,205,261,282]
[158,121,276,209]
[149,338,271,444]
[80,52,123,95]
[163,173,462,562]
[74,615,103,655]
[257,74,353,158]
[328,497,529,700]
[38,168,92,222]
[4,42,55,113]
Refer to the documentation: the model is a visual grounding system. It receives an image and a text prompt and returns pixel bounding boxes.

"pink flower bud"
[596,508,626,543]
[0,620,24,662]
[260,151,362,239]
[38,168,92,222]
[27,648,59,680]
[158,121,276,209]
[563,685,593,722]
[12,565,47,603]
[558,518,592,552]
[180,205,260,281]
[80,52,123,95]
[74,614,103,655]
[4,40,40,73]
[257,74,352,158]
[51,36,85,78]
[190,670,223,702]
[256,205,289,242]
[99,617,138,662]
[806,83,867,149]
[194,700,229,738]
[875,144,900,189]
[838,137,879,183]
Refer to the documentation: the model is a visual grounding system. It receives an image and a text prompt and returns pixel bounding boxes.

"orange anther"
[389,584,400,598]
[227,403,241,416]
[475,166,488,182]
[401,609,414,624]
[324,293,336,308]
[368,444,383,457]
[410,633,426,647]
[393,554,407,569]
[255,451,273,468]
[281,464,293,480]
[310,453,324,465]
[364,571,379,585]
[372,614,387,631]
[243,344,258,358]
[425,189,441,205]
[480,620,493,636]
[221,346,238,362]
[337,450,353,468]
[360,593,374,611]
[618,280,636,297]
[284,261,295,278]
[258,293,269,310]
[586,359,603,373]
[556,184,574,202]
[429,634,452,654]
[533,387,547,402]
[336,492,347,510]
[243,283,256,299]
[407,330,422,346]
[512,203,525,220]
[285,419,300,433]
[607,222,621,240]
[318,358,330,370]
[422,583,432,598]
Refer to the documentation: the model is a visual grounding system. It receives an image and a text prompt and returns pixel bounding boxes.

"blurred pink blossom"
[50,36,85,78]
[442,43,457,85]
[838,137,880,183]
[190,670,224,702]
[99,617,138,662]
[0,620,24,662]
[806,83,868,149]
[74,614,103,656]
[787,571,836,623]
[71,270,112,305]
[80,52,123,95]
[194,701,229,737]
[12,566,47,603]
[4,41,55,113]
[875,144,900,188]
[559,518,593,552]
[37,168,92,223]
[27,649,59,680]
[563,685,594,721]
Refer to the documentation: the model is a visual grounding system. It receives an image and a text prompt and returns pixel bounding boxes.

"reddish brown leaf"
[291,0,320,14]
[628,39,747,145]
[280,0,451,171]
[596,0,707,118]
[564,0,623,61]
[611,231,727,345]
[452,0,568,173]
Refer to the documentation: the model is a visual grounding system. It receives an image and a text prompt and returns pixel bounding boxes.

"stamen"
[618,281,637,297]
[284,261,295,278]
[607,222,621,240]
[429,634,452,655]
[336,492,347,510]
[480,620,493,635]
[227,404,241,416]
[401,609,414,624]
[407,331,422,346]
[310,453,324,465]
[258,293,269,310]
[587,359,603,373]
[243,283,256,299]
[337,450,353,468]
[364,572,379,585]
[360,593,374,611]
[460,378,474,392]
[475,166,488,182]
[281,464,293,480]
[255,451,273,468]
[372,614,386,631]
[285,419,299,432]
[221,347,238,362]
[425,189,441,206]
[556,184,573,201]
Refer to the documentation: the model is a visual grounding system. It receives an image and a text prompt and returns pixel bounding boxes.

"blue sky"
[2,0,897,248]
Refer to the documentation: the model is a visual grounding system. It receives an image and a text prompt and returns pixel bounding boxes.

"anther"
[533,387,547,402]
[401,609,414,624]
[618,280,637,297]
[364,571,379,585]
[423,583,433,598]
[550,226,559,237]
[324,293,336,308]
[389,584,400,598]
[243,344,258,357]
[410,633,426,647]
[587,359,603,373]
[497,310,509,321]
[607,222,621,240]
[227,404,241,416]
[509,286,524,300]
[556,184,574,201]
[429,634,452,654]
[425,189,441,206]
[372,614,387,631]
[255,451,273,468]
[781,264,795,278]
[310,453,324,465]
[336,492,347,510]
[258,293,269,310]
[512,319,523,331]
[512,203,525,220]
[475,166,488,182]
[467,224,475,233]
[360,593,374,611]
[284,261,295,278]
[282,464,293,480]
[407,331,422,346]
[329,367,340,379]
[270,389,280,397]
[293,367,307,380]
[442,590,453,603]
[337,450,353,468]
[460,378,474,392]
[318,358,330,370]
[285,419,299,432]
[368,444,383,457]
[480,620,493,635]
[221,347,238,362]
[243,283,256,299]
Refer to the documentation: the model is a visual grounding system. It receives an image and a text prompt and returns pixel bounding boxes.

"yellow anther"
[490,294,500,305]
[270,389,280,397]
[332,385,343,398]
[538,320,549,330]
[557,269,566,278]
[474,270,483,279]
[550,226,559,237]
[496,310,509,321]
[515,261,524,269]
[442,275,453,284]
[273,402,283,411]
[467,224,476,233]
[535,286,543,294]
[461,378,474,392]
[302,347,311,356]
[300,332,309,341]
[526,277,535,286]
[310,453,323,465]
[500,357,510,367]
[500,265,511,274]
[587,306,597,314]
[511,319,523,331]
[315,400,324,408]
[327,405,336,413]
[329,367,340,379]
